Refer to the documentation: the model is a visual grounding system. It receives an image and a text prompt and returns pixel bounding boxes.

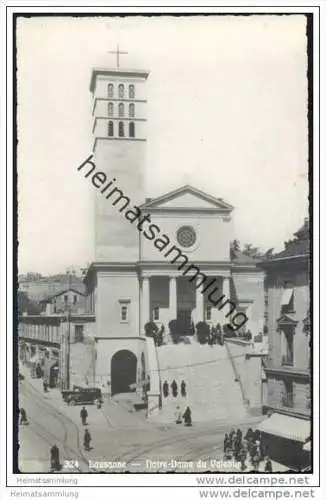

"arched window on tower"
[129,122,135,138]
[119,103,124,117]
[119,122,124,137]
[129,103,135,117]
[108,121,114,137]
[108,102,113,116]
[118,84,124,99]
[108,84,114,98]
[129,84,135,99]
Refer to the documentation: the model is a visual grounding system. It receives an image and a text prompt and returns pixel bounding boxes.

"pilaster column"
[141,277,150,332]
[223,276,231,299]
[196,277,204,322]
[169,277,177,320]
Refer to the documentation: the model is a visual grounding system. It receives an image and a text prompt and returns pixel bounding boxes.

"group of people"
[175,405,192,426]
[163,379,187,398]
[223,427,273,472]
[208,325,225,346]
[48,407,92,472]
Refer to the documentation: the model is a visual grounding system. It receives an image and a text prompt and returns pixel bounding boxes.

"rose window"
[177,226,197,248]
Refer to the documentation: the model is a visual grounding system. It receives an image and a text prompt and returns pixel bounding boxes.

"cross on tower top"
[108,44,128,69]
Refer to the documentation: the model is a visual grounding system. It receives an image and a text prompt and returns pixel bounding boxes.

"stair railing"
[224,341,247,406]
[145,337,163,417]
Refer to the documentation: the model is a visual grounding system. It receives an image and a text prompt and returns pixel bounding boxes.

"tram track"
[19,377,263,474]
[20,380,90,472]
[116,416,262,470]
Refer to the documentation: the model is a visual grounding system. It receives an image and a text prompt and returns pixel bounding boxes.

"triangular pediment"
[140,185,233,212]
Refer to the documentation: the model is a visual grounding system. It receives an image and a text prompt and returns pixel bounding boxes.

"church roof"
[140,185,233,211]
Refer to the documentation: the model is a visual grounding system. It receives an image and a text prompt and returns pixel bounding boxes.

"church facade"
[84,66,265,395]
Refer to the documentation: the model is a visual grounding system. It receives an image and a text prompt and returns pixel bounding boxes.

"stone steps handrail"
[224,340,247,406]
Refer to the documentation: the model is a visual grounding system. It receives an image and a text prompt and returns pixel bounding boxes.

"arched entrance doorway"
[111,350,137,396]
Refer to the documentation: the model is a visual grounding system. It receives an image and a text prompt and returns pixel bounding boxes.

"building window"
[118,84,124,99]
[119,121,124,137]
[281,330,294,366]
[129,84,135,98]
[129,121,135,138]
[129,103,135,117]
[73,294,77,305]
[153,307,159,321]
[64,295,68,304]
[108,102,113,116]
[281,285,295,314]
[74,325,84,343]
[119,103,124,117]
[108,84,114,98]
[206,305,212,321]
[108,121,114,136]
[120,305,129,322]
[281,380,294,408]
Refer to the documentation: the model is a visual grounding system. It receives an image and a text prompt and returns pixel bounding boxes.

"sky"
[17,15,309,275]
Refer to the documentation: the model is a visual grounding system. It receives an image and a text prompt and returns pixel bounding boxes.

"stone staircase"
[152,343,248,423]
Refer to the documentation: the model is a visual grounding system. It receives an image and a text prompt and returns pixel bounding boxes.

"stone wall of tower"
[93,140,144,261]
[90,69,149,262]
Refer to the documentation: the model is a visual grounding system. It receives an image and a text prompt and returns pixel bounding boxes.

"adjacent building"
[18,273,85,302]
[258,219,311,470]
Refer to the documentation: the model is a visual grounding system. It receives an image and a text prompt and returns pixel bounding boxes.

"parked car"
[62,386,102,406]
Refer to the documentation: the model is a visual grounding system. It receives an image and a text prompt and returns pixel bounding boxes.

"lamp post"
[62,307,71,390]
[60,267,74,391]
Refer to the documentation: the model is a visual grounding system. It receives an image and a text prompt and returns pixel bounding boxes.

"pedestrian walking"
[180,380,186,397]
[175,406,182,424]
[171,379,178,398]
[20,408,28,425]
[163,380,169,398]
[245,427,254,442]
[83,429,91,451]
[50,444,60,471]
[229,428,236,450]
[223,432,230,453]
[240,446,247,471]
[251,441,261,471]
[80,406,88,426]
[260,439,267,460]
[183,405,192,426]
[265,457,273,473]
[234,436,242,461]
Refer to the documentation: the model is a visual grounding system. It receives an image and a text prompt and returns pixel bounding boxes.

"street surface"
[18,373,264,474]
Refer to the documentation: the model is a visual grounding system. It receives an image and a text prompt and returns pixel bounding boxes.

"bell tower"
[89,63,149,262]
